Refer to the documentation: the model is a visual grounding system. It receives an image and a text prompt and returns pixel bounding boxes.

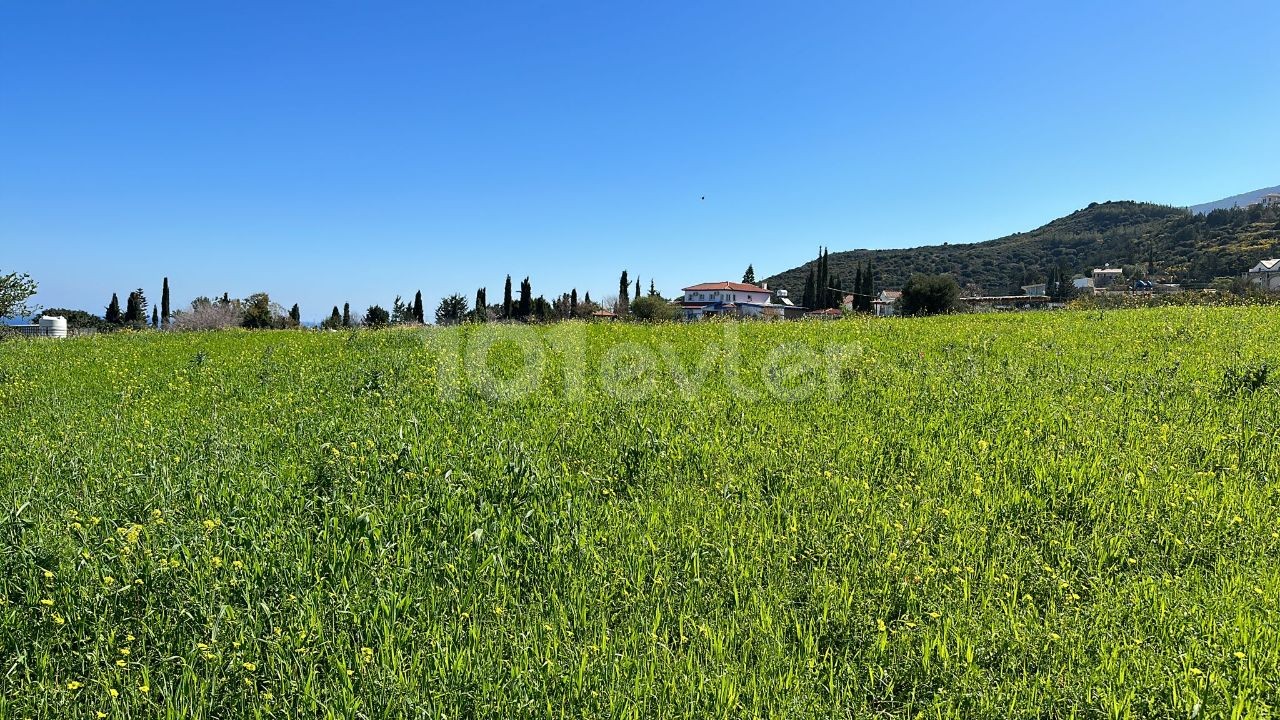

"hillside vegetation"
[2,311,1279,718]
[766,201,1280,296]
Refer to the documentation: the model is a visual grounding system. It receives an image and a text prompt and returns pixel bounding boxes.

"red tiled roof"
[681,281,769,293]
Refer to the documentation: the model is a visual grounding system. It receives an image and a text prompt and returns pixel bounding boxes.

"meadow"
[1,307,1278,719]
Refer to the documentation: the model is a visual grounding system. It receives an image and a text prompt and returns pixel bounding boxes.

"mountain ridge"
[764,199,1280,297]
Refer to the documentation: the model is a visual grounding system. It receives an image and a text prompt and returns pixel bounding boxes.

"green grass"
[2,307,1279,718]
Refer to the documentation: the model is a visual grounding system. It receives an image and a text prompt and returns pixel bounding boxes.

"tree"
[161,277,171,328]
[124,289,148,326]
[342,303,352,327]
[289,303,301,325]
[105,293,123,325]
[322,306,343,330]
[435,294,469,325]
[865,260,875,311]
[570,288,578,316]
[151,306,159,328]
[532,295,554,322]
[648,280,659,297]
[170,296,241,331]
[899,274,959,316]
[0,270,38,319]
[518,277,532,318]
[503,275,514,319]
[634,279,641,301]
[391,295,408,324]
[363,305,390,327]
[241,292,276,329]
[617,270,630,316]
[220,292,231,306]
[413,290,425,324]
[630,295,679,322]
[801,268,816,309]
[743,264,756,285]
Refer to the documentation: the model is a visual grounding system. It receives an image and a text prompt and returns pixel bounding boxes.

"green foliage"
[124,289,148,326]
[629,295,679,322]
[766,201,1280,295]
[742,264,756,285]
[105,293,122,325]
[321,306,343,330]
[900,274,960,316]
[362,304,390,327]
[240,293,277,329]
[434,293,469,325]
[161,277,171,328]
[0,269,38,319]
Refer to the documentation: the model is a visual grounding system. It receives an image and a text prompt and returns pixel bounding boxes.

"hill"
[1190,185,1280,214]
[765,200,1280,297]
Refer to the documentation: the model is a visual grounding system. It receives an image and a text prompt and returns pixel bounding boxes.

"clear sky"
[2,0,1277,321]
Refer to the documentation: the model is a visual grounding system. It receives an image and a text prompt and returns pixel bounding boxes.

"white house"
[1021,283,1047,297]
[1247,259,1280,291]
[1073,277,1094,291]
[872,290,902,317]
[681,281,775,319]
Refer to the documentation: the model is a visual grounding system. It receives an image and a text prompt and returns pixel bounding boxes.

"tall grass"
[1,307,1277,718]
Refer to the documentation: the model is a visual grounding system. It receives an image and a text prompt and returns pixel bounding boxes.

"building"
[1246,259,1280,291]
[1091,268,1124,291]
[1021,283,1047,297]
[1257,194,1280,208]
[590,310,618,320]
[803,308,842,319]
[872,290,902,317]
[681,281,776,319]
[1073,277,1094,292]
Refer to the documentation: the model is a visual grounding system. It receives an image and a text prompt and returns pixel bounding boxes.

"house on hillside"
[1021,283,1047,297]
[1246,259,1280,291]
[1091,268,1124,291]
[1073,277,1094,292]
[1257,194,1280,208]
[872,290,902,317]
[681,281,776,319]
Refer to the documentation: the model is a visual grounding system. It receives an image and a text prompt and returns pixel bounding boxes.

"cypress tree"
[618,270,629,316]
[342,303,351,327]
[503,275,514,319]
[635,279,641,301]
[862,260,874,311]
[220,292,230,306]
[570,288,578,317]
[289,303,301,324]
[584,291,592,305]
[105,293,122,324]
[151,306,159,328]
[802,268,815,309]
[518,277,532,318]
[413,290,425,324]
[329,306,341,327]
[161,277,171,328]
[853,267,863,312]
[474,288,487,321]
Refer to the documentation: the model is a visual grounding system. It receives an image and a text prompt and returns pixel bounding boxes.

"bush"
[630,295,680,322]
[899,274,959,316]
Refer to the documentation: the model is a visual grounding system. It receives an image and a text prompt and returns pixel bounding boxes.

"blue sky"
[2,0,1277,320]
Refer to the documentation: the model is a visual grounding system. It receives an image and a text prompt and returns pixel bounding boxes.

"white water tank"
[39,315,68,338]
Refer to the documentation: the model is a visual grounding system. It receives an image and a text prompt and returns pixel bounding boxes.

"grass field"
[2,307,1279,719]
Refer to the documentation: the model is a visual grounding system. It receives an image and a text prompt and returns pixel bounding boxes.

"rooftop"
[681,281,769,293]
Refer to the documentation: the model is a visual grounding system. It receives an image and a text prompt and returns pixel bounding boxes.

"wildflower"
[53,614,65,625]
[116,660,127,667]
[211,556,222,568]
[242,662,256,672]
[1234,651,1246,660]
[262,691,274,701]
[67,681,83,690]
[43,570,54,579]
[103,576,116,586]
[40,598,54,606]
[138,684,149,693]
[109,688,119,698]
[360,647,374,662]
